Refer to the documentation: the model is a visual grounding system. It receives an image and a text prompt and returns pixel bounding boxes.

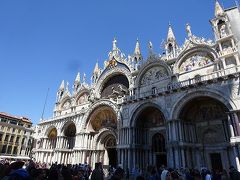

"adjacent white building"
[34,2,240,171]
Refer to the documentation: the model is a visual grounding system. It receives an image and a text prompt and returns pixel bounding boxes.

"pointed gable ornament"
[59,80,65,90]
[167,23,176,42]
[134,38,141,55]
[75,72,81,83]
[93,61,100,74]
[215,1,224,17]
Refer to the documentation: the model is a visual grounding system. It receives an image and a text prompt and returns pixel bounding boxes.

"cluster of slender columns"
[72,150,105,166]
[34,111,240,170]
[76,133,94,149]
[35,132,106,167]
[39,138,57,149]
[119,127,150,145]
[118,127,164,170]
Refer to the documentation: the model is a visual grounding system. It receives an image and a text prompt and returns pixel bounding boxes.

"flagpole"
[41,88,49,121]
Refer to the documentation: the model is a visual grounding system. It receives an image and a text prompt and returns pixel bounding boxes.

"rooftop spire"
[134,38,141,55]
[75,72,81,83]
[93,60,100,74]
[167,23,176,42]
[59,80,65,90]
[215,0,224,17]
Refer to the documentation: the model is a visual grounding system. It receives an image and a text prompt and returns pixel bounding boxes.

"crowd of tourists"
[0,158,240,180]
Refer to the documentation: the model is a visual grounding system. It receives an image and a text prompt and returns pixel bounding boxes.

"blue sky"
[0,0,236,124]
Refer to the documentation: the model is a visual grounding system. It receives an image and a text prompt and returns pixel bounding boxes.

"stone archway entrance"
[133,105,166,169]
[63,122,76,149]
[87,105,118,168]
[179,96,229,171]
[105,135,117,167]
[97,133,118,168]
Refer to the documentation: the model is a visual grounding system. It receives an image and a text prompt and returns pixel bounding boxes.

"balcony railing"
[122,65,240,103]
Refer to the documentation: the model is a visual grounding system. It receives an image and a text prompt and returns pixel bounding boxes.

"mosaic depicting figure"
[180,53,213,72]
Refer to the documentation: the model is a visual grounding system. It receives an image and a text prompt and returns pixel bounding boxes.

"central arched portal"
[87,105,118,168]
[134,105,167,168]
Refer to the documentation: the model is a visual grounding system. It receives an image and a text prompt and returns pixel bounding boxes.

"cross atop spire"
[167,23,176,42]
[215,0,224,17]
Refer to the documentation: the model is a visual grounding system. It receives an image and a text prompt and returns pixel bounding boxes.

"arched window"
[168,43,173,54]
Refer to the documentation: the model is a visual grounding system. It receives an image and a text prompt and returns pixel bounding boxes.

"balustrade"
[122,65,240,103]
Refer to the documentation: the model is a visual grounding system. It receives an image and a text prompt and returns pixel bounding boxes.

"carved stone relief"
[77,92,89,105]
[140,66,168,86]
[229,82,240,99]
[62,100,71,110]
[179,53,213,72]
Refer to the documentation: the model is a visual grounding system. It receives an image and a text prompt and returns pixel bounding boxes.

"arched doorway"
[104,134,117,168]
[152,133,167,167]
[88,105,118,167]
[63,122,76,149]
[47,127,57,149]
[134,105,166,168]
[179,96,229,171]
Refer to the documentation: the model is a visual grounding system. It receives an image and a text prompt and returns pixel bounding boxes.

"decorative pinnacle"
[134,38,141,55]
[167,23,175,42]
[215,0,224,17]
[59,80,65,90]
[93,60,100,74]
[75,72,81,83]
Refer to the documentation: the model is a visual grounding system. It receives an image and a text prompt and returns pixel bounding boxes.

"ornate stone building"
[34,2,240,171]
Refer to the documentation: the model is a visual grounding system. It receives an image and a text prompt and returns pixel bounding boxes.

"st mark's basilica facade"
[34,2,240,171]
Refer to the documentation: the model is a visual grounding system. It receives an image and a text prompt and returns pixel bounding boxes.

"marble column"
[181,148,185,168]
[228,114,235,137]
[233,146,240,171]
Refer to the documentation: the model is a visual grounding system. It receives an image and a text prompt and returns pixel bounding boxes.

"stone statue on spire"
[186,23,192,38]
[113,37,117,51]
[83,73,86,84]
[148,41,154,56]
